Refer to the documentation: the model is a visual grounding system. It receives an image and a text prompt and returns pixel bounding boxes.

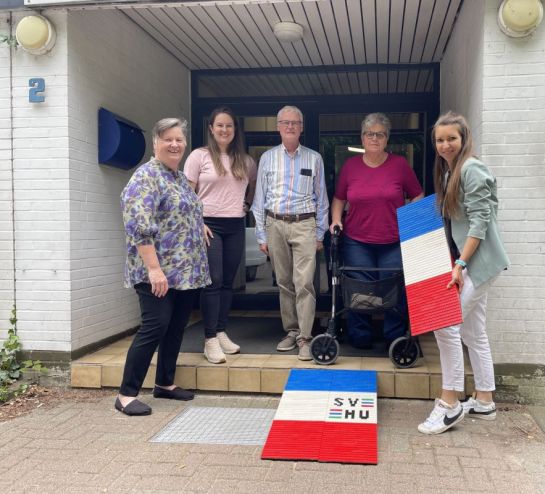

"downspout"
[9,12,16,313]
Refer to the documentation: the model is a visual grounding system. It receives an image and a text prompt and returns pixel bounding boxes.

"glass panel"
[243,116,277,132]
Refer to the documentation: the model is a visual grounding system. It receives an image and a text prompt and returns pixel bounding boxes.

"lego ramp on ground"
[262,369,378,464]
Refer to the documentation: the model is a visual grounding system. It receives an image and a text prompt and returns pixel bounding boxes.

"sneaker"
[297,338,312,361]
[204,337,226,364]
[277,334,297,352]
[216,332,240,354]
[418,399,464,435]
[462,396,496,420]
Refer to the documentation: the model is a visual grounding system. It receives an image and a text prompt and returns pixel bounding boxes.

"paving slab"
[1,390,545,494]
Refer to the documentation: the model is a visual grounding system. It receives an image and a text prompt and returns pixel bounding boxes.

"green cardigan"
[450,157,510,287]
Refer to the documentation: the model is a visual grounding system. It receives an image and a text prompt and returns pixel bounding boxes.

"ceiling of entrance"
[64,0,463,97]
[113,0,463,71]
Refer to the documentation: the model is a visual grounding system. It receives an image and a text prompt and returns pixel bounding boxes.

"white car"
[245,227,267,281]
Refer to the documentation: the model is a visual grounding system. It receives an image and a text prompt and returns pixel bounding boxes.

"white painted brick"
[59,8,190,353]
[438,1,545,365]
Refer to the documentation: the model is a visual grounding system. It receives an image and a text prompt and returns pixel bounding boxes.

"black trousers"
[201,217,245,339]
[119,283,197,397]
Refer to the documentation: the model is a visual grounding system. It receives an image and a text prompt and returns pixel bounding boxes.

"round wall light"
[498,0,543,38]
[273,21,304,42]
[15,15,56,55]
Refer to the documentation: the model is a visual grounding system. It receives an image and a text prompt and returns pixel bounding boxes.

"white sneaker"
[216,331,240,354]
[204,337,226,364]
[418,399,464,435]
[462,396,496,420]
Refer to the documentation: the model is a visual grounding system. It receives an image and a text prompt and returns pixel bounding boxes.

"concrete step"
[71,332,475,400]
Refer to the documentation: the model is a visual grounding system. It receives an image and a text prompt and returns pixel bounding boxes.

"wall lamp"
[15,15,56,54]
[498,0,543,38]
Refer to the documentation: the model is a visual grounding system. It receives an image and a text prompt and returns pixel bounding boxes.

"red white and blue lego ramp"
[397,194,462,336]
[262,369,377,464]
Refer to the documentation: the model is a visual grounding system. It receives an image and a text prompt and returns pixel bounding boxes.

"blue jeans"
[342,235,407,348]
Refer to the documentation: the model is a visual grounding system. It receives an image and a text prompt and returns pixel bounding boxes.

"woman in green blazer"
[418,112,510,435]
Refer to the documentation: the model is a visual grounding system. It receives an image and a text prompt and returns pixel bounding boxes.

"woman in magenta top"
[184,107,257,364]
[330,113,423,349]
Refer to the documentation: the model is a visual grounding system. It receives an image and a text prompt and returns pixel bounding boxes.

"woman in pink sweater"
[185,107,257,363]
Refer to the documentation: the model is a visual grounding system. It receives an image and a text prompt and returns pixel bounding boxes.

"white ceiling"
[62,0,463,97]
[110,0,463,71]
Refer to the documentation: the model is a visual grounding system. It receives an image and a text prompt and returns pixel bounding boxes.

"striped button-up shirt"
[252,144,329,244]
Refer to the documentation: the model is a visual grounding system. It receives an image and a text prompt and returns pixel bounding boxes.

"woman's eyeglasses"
[363,131,387,140]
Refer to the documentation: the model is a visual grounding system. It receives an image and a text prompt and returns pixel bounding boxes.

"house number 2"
[29,78,45,103]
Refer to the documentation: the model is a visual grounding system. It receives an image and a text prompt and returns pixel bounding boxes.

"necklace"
[362,152,388,168]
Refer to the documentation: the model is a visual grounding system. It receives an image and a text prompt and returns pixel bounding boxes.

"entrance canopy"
[24,1,463,86]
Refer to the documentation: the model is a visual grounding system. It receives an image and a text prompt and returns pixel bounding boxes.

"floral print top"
[121,158,211,290]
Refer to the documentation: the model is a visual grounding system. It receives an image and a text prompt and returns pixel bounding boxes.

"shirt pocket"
[296,169,314,195]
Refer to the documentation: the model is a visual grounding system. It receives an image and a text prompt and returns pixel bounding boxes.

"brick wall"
[2,9,190,353]
[440,1,545,365]
[66,10,191,351]
[480,0,545,365]
[9,11,71,351]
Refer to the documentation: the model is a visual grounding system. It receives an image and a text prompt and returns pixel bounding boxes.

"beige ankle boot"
[216,332,240,354]
[204,337,226,364]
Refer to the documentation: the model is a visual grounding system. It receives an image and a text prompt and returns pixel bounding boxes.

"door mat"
[262,369,378,464]
[183,317,388,357]
[150,407,276,445]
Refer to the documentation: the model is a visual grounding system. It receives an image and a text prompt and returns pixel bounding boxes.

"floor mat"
[150,407,276,445]
[182,316,388,357]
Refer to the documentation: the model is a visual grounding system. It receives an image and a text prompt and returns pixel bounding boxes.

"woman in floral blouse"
[115,118,210,416]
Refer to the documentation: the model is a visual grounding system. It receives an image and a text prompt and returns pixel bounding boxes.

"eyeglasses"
[278,120,302,128]
[363,131,387,140]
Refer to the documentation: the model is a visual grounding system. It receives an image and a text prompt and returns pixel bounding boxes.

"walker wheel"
[311,334,340,365]
[389,336,420,369]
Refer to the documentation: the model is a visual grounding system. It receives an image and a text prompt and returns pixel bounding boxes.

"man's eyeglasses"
[278,120,303,128]
[363,131,387,140]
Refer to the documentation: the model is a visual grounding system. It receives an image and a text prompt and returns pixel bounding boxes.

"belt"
[266,210,315,223]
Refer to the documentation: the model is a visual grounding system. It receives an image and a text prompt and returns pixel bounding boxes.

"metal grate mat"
[150,407,276,445]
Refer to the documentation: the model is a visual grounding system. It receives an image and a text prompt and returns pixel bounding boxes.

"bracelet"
[454,259,467,269]
[244,201,251,208]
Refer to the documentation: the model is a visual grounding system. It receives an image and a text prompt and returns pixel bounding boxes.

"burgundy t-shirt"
[334,154,423,244]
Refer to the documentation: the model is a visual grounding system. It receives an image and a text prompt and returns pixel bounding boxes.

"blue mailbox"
[98,108,145,170]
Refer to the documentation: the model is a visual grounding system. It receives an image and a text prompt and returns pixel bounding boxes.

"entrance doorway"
[191,65,439,310]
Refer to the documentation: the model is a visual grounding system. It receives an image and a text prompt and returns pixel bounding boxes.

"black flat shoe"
[115,397,152,416]
[153,386,195,401]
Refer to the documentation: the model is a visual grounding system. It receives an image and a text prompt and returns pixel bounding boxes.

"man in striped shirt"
[252,106,329,361]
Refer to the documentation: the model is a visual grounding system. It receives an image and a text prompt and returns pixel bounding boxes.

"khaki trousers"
[266,216,317,340]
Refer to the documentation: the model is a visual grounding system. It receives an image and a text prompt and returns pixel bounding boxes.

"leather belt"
[266,210,315,223]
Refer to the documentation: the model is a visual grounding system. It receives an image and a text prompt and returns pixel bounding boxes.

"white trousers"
[434,270,497,392]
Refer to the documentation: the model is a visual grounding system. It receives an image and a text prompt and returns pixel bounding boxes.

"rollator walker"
[310,226,421,368]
